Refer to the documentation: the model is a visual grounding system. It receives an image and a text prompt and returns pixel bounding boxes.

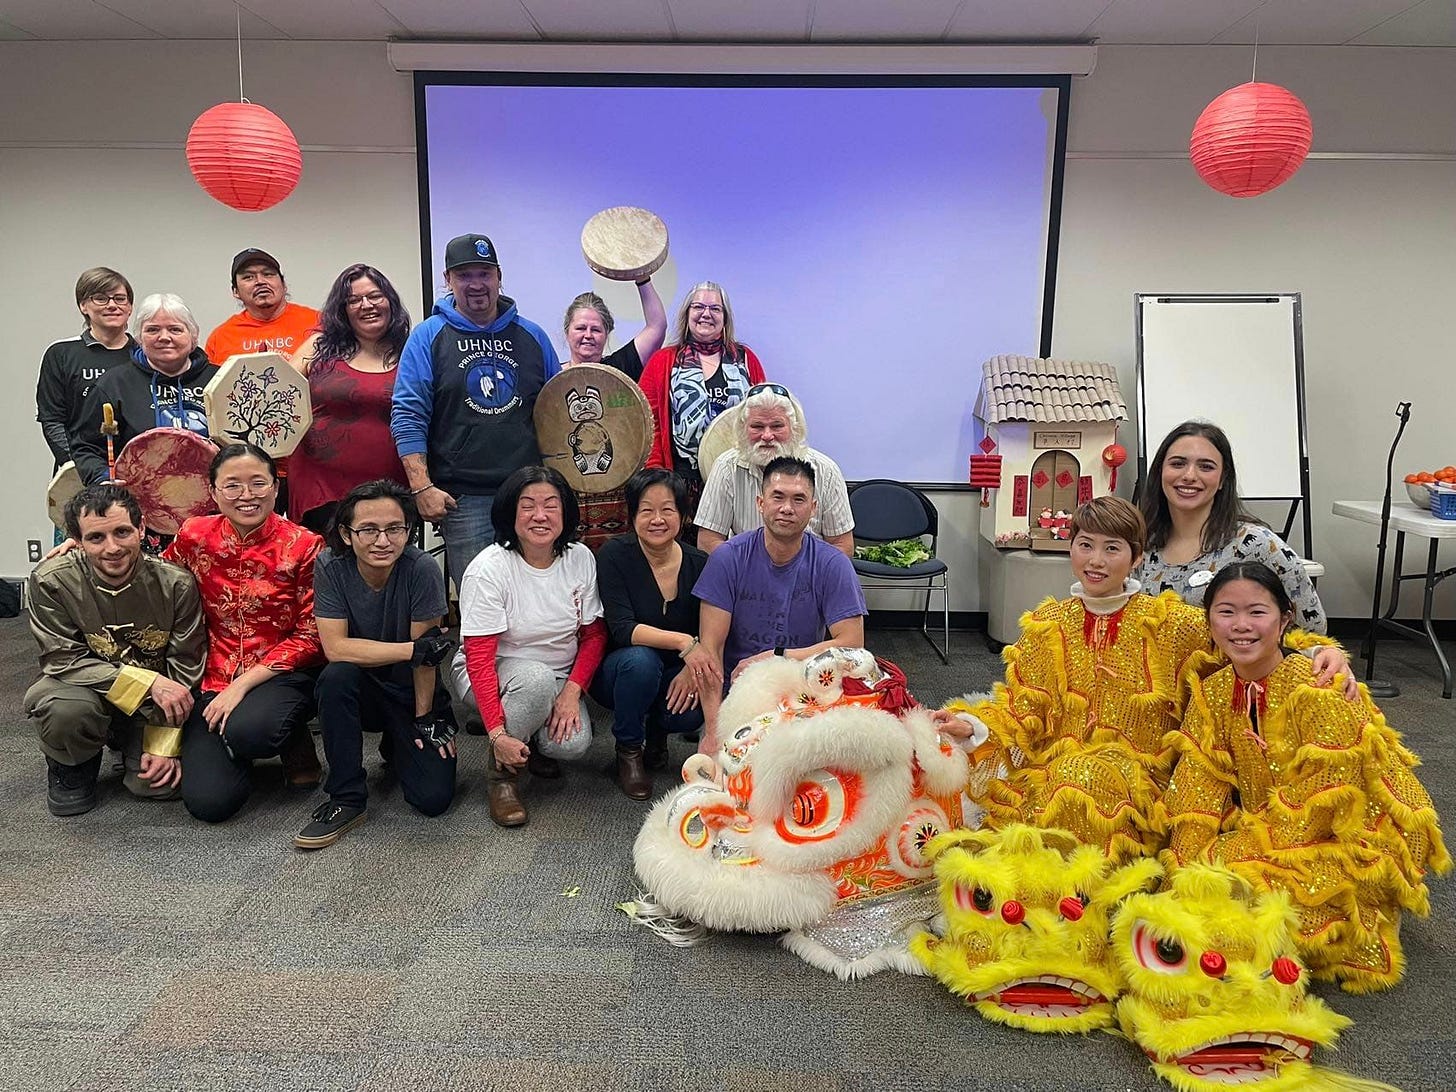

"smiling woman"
[288,264,413,533]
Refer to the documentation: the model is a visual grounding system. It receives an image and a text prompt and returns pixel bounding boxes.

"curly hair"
[305,264,411,378]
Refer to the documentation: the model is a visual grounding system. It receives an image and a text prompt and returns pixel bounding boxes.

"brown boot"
[487,768,528,828]
[615,744,653,801]
[279,723,321,790]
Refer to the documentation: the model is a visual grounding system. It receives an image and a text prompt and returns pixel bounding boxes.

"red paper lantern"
[1189,82,1312,198]
[1101,443,1128,490]
[186,101,302,212]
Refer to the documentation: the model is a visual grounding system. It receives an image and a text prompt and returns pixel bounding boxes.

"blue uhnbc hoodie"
[390,294,560,494]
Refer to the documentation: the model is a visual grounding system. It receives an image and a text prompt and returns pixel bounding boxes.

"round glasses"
[347,523,410,542]
[216,479,275,500]
[88,293,131,306]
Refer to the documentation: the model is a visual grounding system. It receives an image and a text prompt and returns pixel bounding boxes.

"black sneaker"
[293,801,366,850]
[46,754,101,817]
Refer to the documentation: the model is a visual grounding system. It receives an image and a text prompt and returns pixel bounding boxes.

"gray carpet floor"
[1,616,1452,1092]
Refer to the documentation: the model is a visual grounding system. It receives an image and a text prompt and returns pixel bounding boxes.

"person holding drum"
[639,282,765,518]
[1136,420,1326,633]
[72,293,218,488]
[562,286,665,382]
[591,468,717,799]
[446,466,606,828]
[288,264,412,534]
[163,442,327,824]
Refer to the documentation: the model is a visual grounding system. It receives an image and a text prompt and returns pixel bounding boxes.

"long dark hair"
[491,466,579,558]
[307,263,411,378]
[329,478,417,554]
[1138,420,1261,554]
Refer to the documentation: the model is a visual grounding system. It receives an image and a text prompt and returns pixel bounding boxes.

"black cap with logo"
[444,233,500,270]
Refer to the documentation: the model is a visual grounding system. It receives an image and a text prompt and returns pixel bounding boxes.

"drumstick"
[101,402,119,480]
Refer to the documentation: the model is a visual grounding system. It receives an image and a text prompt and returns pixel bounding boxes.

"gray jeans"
[448,653,592,761]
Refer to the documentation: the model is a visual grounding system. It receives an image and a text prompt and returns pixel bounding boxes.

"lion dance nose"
[1001,900,1026,926]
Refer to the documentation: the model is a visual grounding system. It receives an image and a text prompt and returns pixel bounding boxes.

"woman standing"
[638,282,765,517]
[1136,420,1326,633]
[287,264,412,534]
[1159,562,1447,992]
[165,442,325,823]
[592,469,719,799]
[448,466,606,828]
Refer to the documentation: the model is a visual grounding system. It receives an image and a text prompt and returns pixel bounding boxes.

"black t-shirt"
[602,341,644,383]
[595,533,710,650]
[313,545,447,698]
[35,332,136,468]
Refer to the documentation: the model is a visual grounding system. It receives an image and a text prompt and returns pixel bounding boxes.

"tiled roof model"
[973,354,1127,425]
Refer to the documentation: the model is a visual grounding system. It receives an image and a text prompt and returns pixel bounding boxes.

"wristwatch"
[773,643,786,657]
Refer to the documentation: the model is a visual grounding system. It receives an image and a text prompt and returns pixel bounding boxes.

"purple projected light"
[423,82,1060,483]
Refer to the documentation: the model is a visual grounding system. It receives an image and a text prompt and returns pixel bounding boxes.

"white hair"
[132,292,201,344]
[733,387,807,453]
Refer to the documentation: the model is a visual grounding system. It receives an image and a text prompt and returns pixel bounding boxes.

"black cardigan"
[595,533,709,650]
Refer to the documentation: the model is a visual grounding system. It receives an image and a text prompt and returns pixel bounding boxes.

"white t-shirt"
[457,542,603,672]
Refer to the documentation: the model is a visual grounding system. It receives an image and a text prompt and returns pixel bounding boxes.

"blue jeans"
[590,646,704,746]
[439,492,495,591]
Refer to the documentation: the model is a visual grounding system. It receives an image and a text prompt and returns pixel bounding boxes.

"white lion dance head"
[628,647,969,978]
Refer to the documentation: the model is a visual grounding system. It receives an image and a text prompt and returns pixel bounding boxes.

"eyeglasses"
[345,292,388,309]
[347,523,411,542]
[747,382,791,399]
[87,293,131,306]
[687,303,724,315]
[216,479,275,500]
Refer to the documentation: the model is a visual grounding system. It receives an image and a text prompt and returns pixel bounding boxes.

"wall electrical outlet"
[27,540,42,563]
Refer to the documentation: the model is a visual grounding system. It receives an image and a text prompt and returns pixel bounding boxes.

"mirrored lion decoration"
[912,824,1161,1034]
[1112,863,1397,1092]
[627,647,971,978]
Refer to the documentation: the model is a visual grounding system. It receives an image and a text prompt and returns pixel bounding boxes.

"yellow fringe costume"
[1157,653,1449,992]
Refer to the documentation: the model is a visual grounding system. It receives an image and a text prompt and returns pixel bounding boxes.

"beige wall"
[3,40,1453,622]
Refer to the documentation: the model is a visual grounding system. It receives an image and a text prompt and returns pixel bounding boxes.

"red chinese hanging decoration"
[186,102,302,212]
[1189,81,1312,198]
[1102,443,1128,491]
[969,440,1002,509]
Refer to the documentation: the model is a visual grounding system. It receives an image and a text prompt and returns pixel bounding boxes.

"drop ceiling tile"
[518,0,672,40]
[667,0,812,41]
[943,0,1113,41]
[1087,0,1261,44]
[378,0,542,38]
[1211,0,1424,44]
[808,0,961,40]
[98,0,283,38]
[1,0,160,38]
[0,18,39,39]
[1347,0,1456,45]
[234,0,411,40]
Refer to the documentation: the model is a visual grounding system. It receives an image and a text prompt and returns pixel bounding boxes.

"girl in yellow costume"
[1158,562,1448,992]
[946,498,1348,861]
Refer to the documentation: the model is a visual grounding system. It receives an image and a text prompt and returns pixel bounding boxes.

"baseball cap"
[445,233,500,270]
[231,247,282,280]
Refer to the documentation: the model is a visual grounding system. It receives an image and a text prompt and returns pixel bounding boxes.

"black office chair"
[848,479,950,663]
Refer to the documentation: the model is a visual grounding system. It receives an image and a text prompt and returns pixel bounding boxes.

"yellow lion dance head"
[1112,864,1372,1092]
[912,824,1161,1033]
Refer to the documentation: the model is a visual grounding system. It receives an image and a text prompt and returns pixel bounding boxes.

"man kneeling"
[294,480,457,850]
[25,485,204,815]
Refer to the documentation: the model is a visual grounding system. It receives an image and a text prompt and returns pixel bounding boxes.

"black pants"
[318,663,455,816]
[181,672,315,823]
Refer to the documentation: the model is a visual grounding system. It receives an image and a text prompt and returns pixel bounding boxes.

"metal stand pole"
[1363,402,1410,699]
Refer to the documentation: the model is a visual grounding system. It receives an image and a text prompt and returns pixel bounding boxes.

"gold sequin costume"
[969,590,1219,860]
[1158,654,1449,992]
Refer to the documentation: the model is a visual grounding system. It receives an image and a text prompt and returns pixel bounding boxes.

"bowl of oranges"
[1405,467,1456,508]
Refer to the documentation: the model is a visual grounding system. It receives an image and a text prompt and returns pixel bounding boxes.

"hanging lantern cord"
[236,3,245,103]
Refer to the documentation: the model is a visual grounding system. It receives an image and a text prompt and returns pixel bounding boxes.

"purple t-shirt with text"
[693,528,866,677]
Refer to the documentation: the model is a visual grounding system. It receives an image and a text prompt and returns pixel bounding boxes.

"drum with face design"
[533,363,652,496]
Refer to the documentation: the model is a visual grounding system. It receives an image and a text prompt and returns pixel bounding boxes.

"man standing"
[694,456,866,748]
[695,382,855,557]
[203,248,320,363]
[24,484,205,816]
[391,233,560,589]
[295,480,457,849]
[36,267,136,471]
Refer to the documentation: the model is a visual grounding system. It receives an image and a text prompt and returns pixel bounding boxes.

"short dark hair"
[760,455,816,495]
[1070,496,1146,557]
[209,442,277,486]
[625,468,688,522]
[492,466,579,557]
[64,484,143,541]
[74,267,133,309]
[1203,560,1294,618]
[1138,420,1260,554]
[330,479,417,553]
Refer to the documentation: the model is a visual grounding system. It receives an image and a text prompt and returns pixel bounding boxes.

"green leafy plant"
[854,538,930,567]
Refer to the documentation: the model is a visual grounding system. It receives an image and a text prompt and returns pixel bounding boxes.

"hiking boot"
[526,749,561,780]
[46,754,101,817]
[487,770,528,827]
[280,723,322,790]
[615,744,653,801]
[294,801,366,850]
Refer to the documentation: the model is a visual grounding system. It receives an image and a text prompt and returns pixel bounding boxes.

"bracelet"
[679,636,699,660]
[410,483,436,496]
[635,277,650,286]
[487,726,506,740]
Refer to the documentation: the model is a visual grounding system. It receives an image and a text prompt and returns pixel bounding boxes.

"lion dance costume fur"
[628,648,971,979]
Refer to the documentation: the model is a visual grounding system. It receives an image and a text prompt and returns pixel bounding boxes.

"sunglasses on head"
[746,382,791,399]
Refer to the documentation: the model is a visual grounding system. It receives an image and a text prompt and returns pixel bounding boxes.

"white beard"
[746,439,805,469]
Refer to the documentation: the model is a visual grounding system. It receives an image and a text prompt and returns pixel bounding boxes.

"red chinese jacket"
[163,512,324,692]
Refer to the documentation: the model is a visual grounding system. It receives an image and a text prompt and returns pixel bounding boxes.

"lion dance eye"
[1133,922,1189,975]
[774,769,854,844]
[972,887,994,913]
[679,810,709,849]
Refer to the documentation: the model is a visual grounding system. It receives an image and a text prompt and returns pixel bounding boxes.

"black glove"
[413,712,457,750]
[411,626,455,667]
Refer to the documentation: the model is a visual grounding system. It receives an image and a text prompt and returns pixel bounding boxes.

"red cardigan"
[639,344,765,470]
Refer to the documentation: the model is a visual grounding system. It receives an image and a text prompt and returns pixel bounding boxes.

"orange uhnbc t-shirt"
[203,302,320,364]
